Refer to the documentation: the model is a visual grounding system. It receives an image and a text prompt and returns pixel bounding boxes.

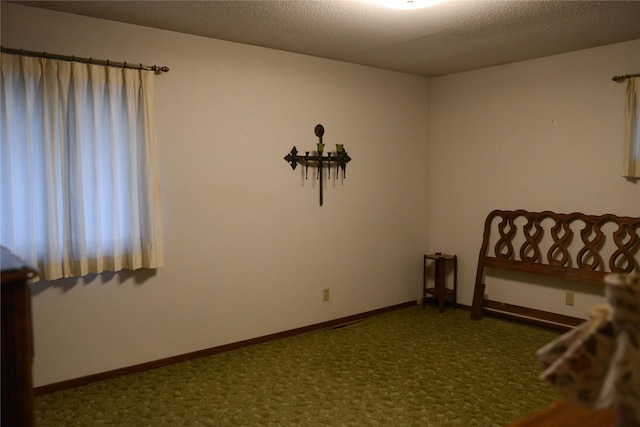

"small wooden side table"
[423,253,457,312]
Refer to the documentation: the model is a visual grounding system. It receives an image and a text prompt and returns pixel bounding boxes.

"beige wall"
[2,3,430,387]
[429,39,640,317]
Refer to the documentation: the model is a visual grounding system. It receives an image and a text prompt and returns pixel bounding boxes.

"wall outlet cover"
[565,291,574,306]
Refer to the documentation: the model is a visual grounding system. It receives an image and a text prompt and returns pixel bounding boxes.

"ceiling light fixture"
[372,0,443,10]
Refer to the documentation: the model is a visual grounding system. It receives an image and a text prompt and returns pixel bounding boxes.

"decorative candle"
[317,143,325,153]
[336,144,344,152]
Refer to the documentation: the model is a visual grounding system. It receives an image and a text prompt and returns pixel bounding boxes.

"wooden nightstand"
[423,253,457,312]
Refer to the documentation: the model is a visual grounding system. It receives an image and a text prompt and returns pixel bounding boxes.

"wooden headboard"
[470,209,640,328]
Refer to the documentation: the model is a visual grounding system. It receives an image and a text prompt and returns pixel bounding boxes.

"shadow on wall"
[29,268,158,296]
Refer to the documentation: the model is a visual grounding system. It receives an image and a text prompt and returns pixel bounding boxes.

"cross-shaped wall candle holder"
[283,124,352,206]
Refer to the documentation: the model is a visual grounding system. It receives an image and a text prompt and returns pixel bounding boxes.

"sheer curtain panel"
[1,53,163,281]
[624,77,640,178]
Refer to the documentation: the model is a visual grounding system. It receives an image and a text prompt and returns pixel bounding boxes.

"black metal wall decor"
[283,124,351,206]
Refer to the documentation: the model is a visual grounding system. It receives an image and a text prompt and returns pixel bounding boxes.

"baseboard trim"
[34,300,416,395]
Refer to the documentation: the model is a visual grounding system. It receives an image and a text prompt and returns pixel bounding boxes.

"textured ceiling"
[12,0,640,77]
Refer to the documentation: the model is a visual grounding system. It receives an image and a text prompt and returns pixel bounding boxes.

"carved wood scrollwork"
[576,221,604,271]
[471,209,640,325]
[547,220,572,267]
[494,216,516,260]
[610,223,639,273]
[520,218,543,263]
[483,210,640,276]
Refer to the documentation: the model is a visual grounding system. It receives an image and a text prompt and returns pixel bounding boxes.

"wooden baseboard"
[34,300,416,395]
[478,299,584,331]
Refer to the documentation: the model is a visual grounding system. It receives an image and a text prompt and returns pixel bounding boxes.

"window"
[1,53,163,281]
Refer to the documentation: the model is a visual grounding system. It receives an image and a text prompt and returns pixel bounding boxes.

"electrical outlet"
[565,291,574,306]
[323,288,330,301]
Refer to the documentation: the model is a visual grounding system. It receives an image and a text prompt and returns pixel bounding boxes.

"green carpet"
[35,305,562,426]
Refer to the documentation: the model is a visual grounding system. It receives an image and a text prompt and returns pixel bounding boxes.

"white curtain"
[623,77,640,178]
[1,53,163,281]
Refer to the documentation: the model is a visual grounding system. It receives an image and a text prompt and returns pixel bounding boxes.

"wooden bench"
[470,209,640,329]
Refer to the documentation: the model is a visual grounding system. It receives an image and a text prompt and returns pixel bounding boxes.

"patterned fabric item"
[537,274,640,424]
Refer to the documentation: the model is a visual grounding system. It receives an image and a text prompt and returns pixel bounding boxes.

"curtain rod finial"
[612,74,639,83]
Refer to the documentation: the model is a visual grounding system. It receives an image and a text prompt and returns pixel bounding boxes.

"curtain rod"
[612,73,640,82]
[0,46,169,74]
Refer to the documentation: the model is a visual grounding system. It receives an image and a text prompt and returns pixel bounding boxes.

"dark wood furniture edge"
[508,400,618,427]
[481,300,584,331]
[1,266,38,282]
[1,264,38,427]
[34,300,415,395]
[457,303,578,332]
